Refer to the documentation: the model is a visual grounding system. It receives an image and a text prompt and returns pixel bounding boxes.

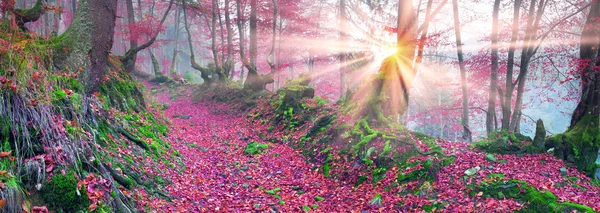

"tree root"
[383,135,445,156]
[116,127,150,151]
[101,162,134,189]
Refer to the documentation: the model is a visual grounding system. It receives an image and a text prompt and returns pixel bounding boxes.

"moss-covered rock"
[475,130,537,154]
[41,172,90,212]
[533,119,546,152]
[475,179,595,213]
[550,115,600,178]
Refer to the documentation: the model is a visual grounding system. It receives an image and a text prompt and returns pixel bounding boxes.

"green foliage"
[476,179,595,212]
[370,194,383,205]
[41,172,89,212]
[372,167,387,183]
[244,142,269,155]
[397,158,439,184]
[314,196,325,201]
[314,96,328,107]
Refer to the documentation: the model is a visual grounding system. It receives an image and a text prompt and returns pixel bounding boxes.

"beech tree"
[548,0,600,179]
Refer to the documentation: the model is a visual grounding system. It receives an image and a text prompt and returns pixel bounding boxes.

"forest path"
[148,87,394,212]
[142,84,600,212]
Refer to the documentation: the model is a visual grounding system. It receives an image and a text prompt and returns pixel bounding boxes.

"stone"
[541,172,550,177]
[533,119,546,152]
[464,166,481,176]
[560,167,568,177]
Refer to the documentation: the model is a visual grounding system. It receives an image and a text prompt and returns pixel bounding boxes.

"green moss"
[41,172,89,212]
[397,158,438,184]
[475,130,537,154]
[552,116,600,177]
[244,142,269,155]
[476,179,595,213]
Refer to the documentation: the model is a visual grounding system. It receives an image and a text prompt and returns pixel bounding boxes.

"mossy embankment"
[0,26,178,212]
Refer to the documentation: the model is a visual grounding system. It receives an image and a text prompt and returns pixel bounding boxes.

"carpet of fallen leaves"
[136,86,600,212]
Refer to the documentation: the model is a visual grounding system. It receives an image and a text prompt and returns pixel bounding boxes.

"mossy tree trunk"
[551,0,600,178]
[54,0,117,95]
[342,1,417,125]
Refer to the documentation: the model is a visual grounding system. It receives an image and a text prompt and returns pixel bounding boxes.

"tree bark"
[339,0,347,98]
[486,0,500,135]
[249,0,257,67]
[571,0,600,127]
[169,6,180,76]
[412,0,432,75]
[266,0,278,75]
[224,0,234,77]
[452,0,471,142]
[125,0,138,67]
[509,0,546,133]
[210,0,226,81]
[501,0,521,130]
[241,0,272,90]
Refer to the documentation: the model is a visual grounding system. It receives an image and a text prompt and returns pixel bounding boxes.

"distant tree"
[120,0,174,73]
[452,0,471,142]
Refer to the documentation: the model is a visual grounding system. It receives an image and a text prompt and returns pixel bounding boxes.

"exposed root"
[116,127,150,151]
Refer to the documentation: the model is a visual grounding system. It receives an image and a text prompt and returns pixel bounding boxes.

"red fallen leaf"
[0,76,6,84]
[0,199,5,209]
[32,205,49,213]
[0,181,4,189]
[93,91,101,97]
[29,99,38,106]
[0,170,7,176]
[46,165,53,173]
[9,84,16,92]
[64,89,73,96]
[88,203,97,211]
[0,151,11,157]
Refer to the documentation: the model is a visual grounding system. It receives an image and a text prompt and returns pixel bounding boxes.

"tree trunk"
[550,0,600,179]
[241,0,272,90]
[53,0,117,95]
[452,0,471,142]
[183,2,212,84]
[211,0,226,81]
[71,0,76,16]
[151,50,161,76]
[339,0,347,98]
[397,0,416,72]
[125,0,138,71]
[224,0,234,77]
[412,0,432,75]
[509,0,546,133]
[571,0,600,127]
[501,0,521,130]
[249,0,257,67]
[169,6,180,76]
[486,0,500,135]
[266,0,278,75]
